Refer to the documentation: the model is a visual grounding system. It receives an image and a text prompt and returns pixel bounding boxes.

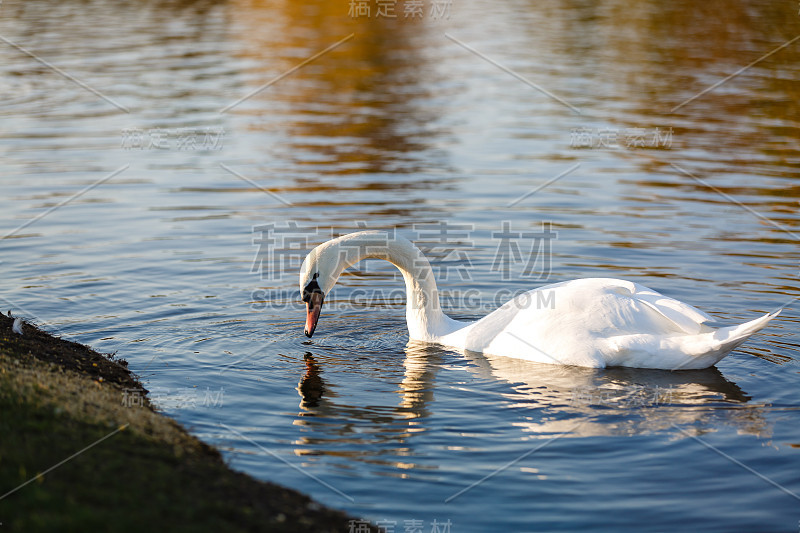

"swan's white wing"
[630,285,714,335]
[448,278,718,368]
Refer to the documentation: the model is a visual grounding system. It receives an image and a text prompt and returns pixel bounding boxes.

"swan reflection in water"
[292,342,769,466]
[297,352,326,409]
[292,347,445,471]
[459,344,769,438]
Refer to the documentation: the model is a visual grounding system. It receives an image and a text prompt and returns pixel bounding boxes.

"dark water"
[1,0,799,531]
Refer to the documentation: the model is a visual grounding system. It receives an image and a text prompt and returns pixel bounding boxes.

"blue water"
[1,0,799,531]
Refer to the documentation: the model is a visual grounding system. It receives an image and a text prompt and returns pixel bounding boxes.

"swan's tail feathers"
[713,309,780,351]
[672,310,781,370]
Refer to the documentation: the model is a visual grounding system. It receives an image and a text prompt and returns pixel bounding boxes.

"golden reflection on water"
[228,0,443,175]
[220,0,799,265]
[225,0,800,150]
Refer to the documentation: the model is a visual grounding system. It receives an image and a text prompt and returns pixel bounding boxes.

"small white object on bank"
[12,317,24,335]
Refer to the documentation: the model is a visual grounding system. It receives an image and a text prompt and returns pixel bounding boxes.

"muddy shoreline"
[0,312,376,532]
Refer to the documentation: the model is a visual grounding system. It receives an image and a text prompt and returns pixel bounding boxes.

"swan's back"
[437,278,774,369]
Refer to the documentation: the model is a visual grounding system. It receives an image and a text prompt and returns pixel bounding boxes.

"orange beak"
[304,292,324,338]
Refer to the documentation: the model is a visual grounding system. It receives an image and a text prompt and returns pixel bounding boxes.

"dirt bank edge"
[0,313,377,533]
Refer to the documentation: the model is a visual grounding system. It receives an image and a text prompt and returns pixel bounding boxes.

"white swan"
[299,231,779,370]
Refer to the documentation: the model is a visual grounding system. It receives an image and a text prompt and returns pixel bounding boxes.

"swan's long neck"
[324,232,463,341]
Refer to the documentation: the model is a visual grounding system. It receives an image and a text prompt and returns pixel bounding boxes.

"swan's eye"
[302,278,323,304]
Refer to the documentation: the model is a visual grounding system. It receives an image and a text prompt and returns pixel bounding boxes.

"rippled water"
[1,0,799,530]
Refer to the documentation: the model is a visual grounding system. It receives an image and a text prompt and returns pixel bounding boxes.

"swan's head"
[299,240,340,338]
[300,230,406,338]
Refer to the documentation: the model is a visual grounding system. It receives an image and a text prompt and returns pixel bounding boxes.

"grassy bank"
[0,313,374,532]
